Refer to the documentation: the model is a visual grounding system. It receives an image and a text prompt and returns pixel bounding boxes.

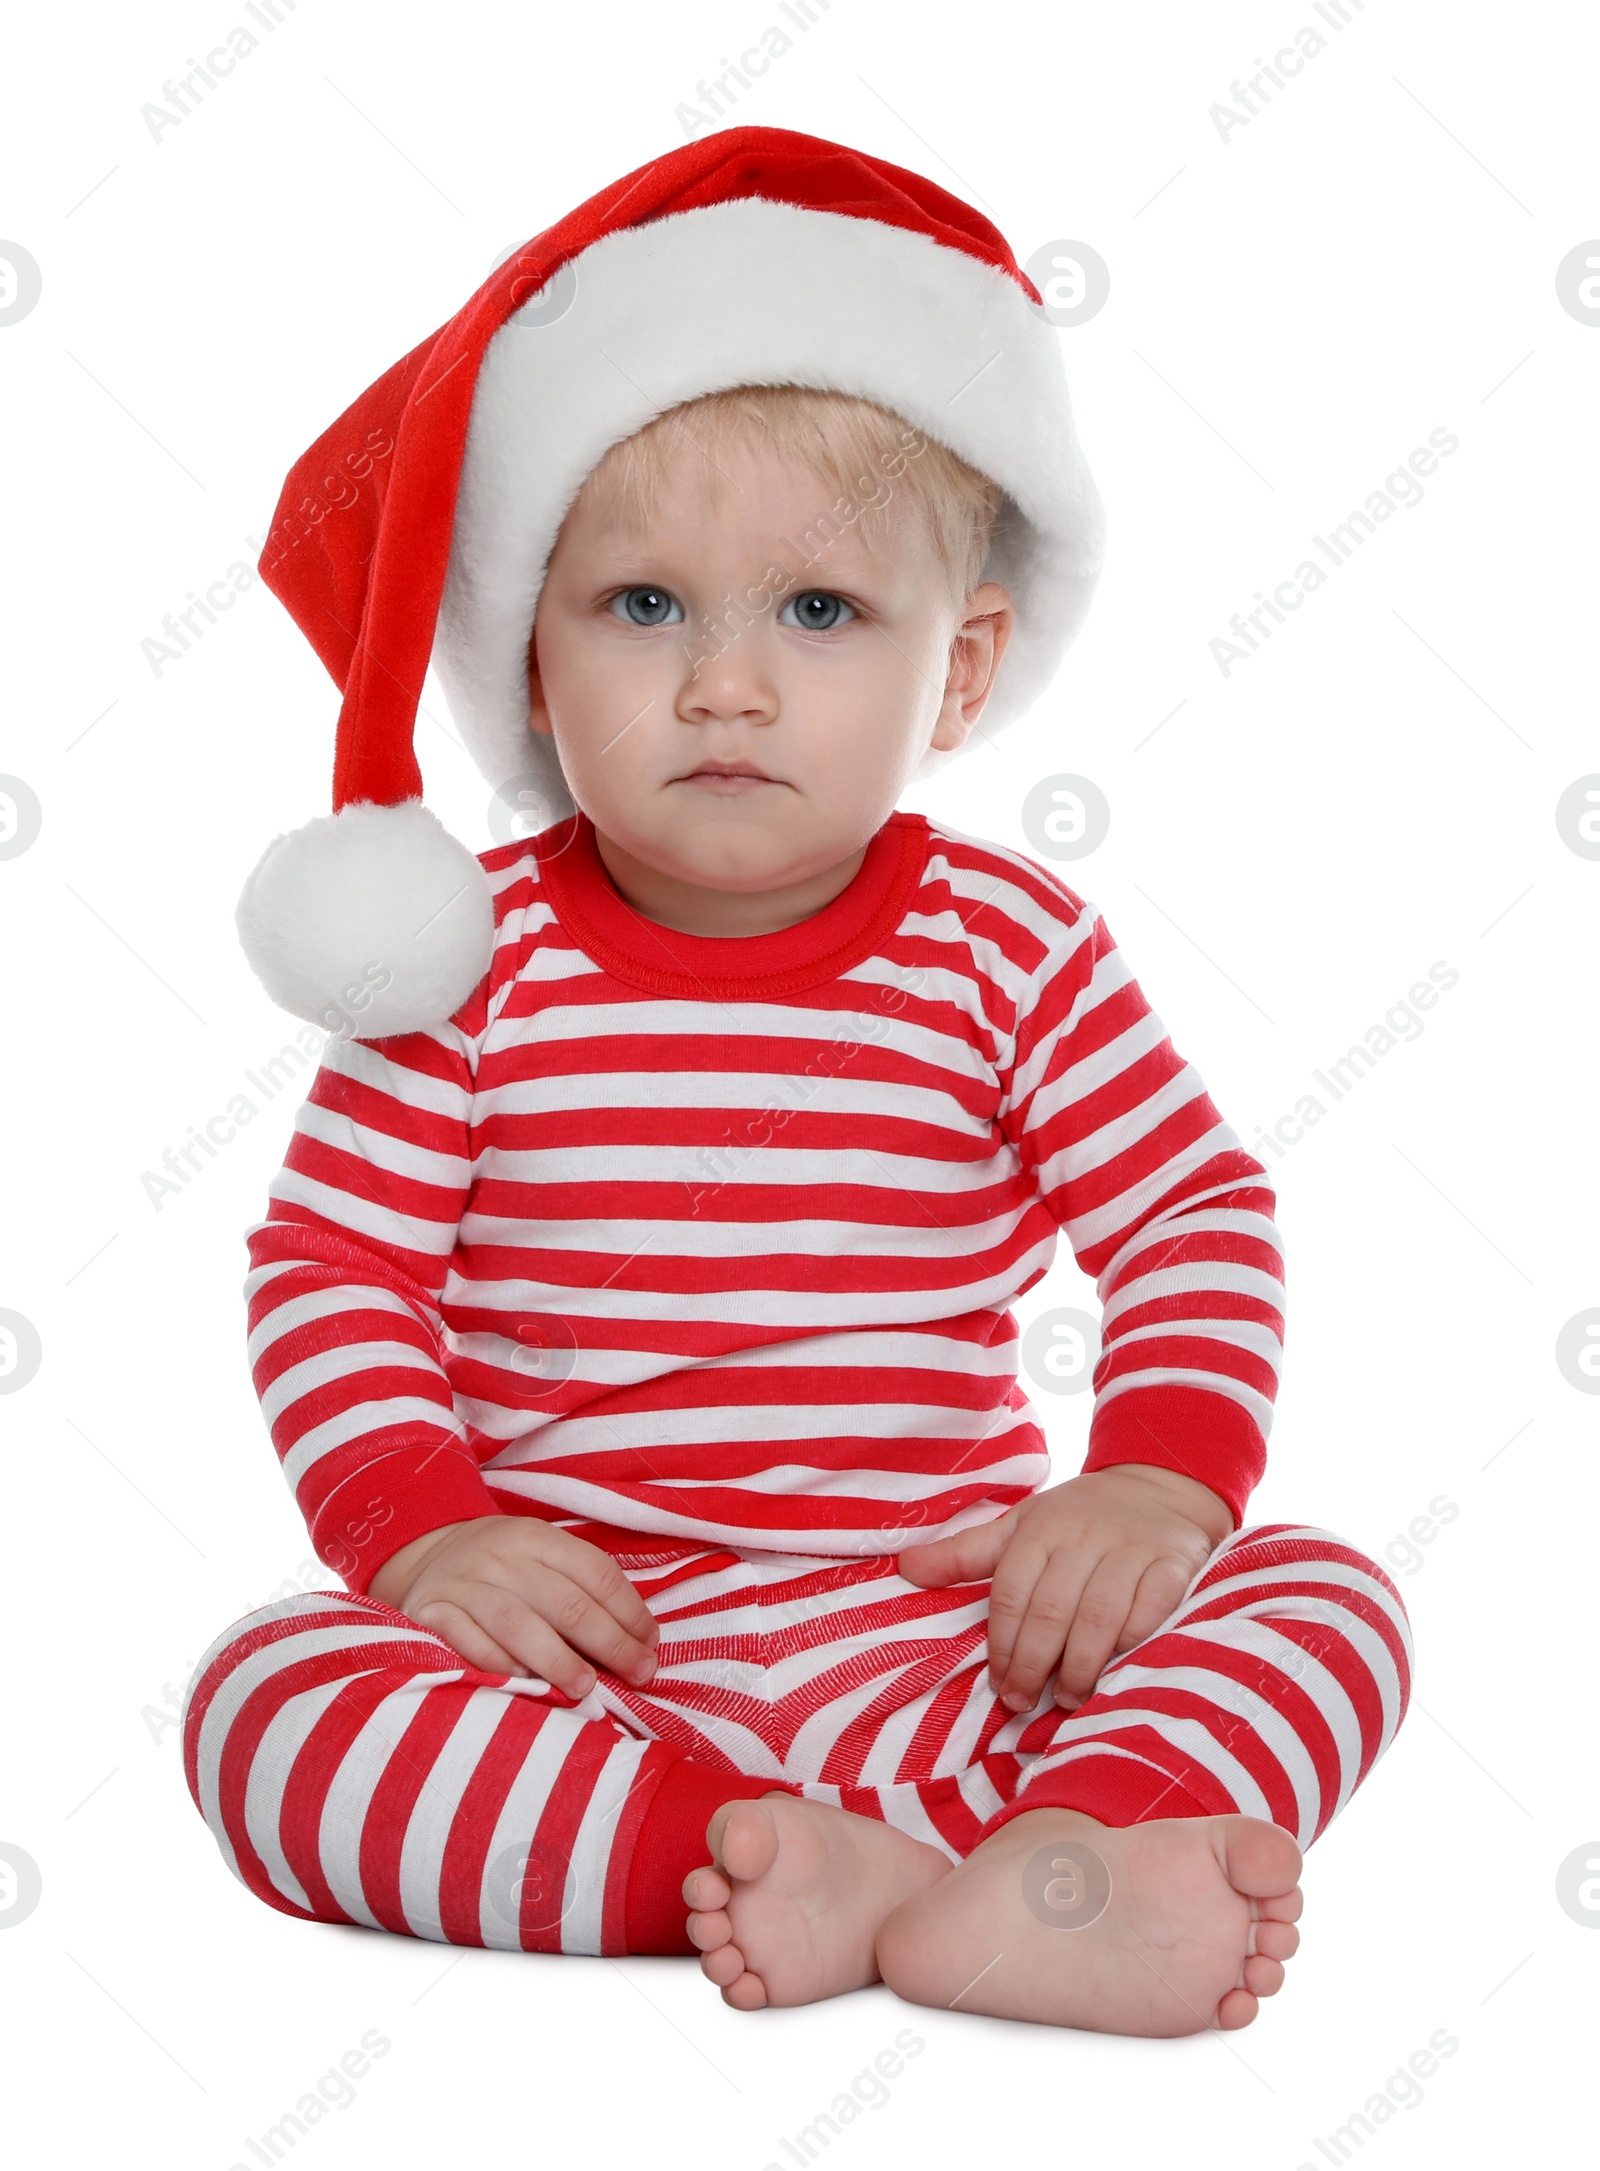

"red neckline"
[535,809,930,1000]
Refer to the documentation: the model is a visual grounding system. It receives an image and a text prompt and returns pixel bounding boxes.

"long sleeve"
[244,1020,503,1592]
[997,901,1285,1524]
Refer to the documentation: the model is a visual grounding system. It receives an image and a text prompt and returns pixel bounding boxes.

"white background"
[1,1,1595,2164]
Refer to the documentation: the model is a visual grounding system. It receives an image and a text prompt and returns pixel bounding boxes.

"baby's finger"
[408,1596,535,1679]
[991,1547,1096,1710]
[1054,1553,1145,1706]
[1113,1553,1196,1654]
[897,1515,1011,1589]
[512,1568,661,1688]
[449,1581,613,1698]
[982,1540,1054,1695]
[539,1529,660,1649]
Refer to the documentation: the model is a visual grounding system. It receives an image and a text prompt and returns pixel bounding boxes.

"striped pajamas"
[183,807,1411,1952]
[182,1522,1412,1954]
[239,809,1290,1589]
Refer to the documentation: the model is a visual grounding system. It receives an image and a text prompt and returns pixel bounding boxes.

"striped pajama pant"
[182,1523,1412,1956]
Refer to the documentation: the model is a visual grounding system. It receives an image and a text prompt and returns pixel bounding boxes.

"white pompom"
[236,799,496,1039]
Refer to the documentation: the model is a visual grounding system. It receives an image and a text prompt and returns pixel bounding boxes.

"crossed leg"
[681,1524,1410,2035]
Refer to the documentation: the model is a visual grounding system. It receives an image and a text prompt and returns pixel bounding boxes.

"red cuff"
[1082,1385,1265,1527]
[624,1761,802,1956]
[975,1753,1217,1841]
[311,1442,505,1593]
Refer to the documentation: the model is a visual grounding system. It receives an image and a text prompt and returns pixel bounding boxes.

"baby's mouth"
[677,761,782,789]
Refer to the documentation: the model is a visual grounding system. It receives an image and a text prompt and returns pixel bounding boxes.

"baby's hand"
[895,1465,1233,1714]
[367,1516,659,1698]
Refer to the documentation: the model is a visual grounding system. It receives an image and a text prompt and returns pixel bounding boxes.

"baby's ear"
[932,582,1015,748]
[928,696,979,755]
[527,643,554,738]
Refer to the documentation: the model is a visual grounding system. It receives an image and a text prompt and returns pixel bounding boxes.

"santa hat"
[238,125,1106,1040]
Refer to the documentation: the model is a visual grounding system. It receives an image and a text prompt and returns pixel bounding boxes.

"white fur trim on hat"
[431,196,1105,821]
[236,799,496,1039]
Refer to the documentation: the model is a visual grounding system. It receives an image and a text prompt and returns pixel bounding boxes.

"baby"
[184,128,1411,2038]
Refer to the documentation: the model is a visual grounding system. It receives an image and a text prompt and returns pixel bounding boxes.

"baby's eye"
[608,586,683,626]
[778,590,855,632]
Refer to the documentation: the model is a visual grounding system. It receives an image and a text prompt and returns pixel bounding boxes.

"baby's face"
[527,430,1011,908]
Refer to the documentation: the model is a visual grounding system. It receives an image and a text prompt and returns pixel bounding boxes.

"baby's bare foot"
[681,1793,951,2010]
[875,1807,1303,2037]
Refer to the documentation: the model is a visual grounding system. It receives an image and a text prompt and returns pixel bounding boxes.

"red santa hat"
[238,125,1106,1039]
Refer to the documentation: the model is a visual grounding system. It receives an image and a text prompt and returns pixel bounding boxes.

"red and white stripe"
[182,1524,1412,1954]
[244,812,1285,1593]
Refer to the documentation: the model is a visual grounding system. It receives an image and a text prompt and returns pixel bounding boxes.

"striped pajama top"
[244,808,1286,1593]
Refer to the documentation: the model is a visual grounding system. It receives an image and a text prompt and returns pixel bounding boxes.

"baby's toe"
[682,1864,731,1911]
[699,1940,749,1988]
[718,1802,781,1882]
[685,1907,732,1953]
[1255,1883,1304,1924]
[703,1801,739,1864]
[1216,1985,1259,2031]
[1242,1953,1285,1998]
[699,1941,769,2007]
[1252,1918,1299,1963]
[1218,1816,1303,1900]
[722,1972,769,2011]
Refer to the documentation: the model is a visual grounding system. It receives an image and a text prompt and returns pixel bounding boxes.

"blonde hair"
[584,383,1004,600]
